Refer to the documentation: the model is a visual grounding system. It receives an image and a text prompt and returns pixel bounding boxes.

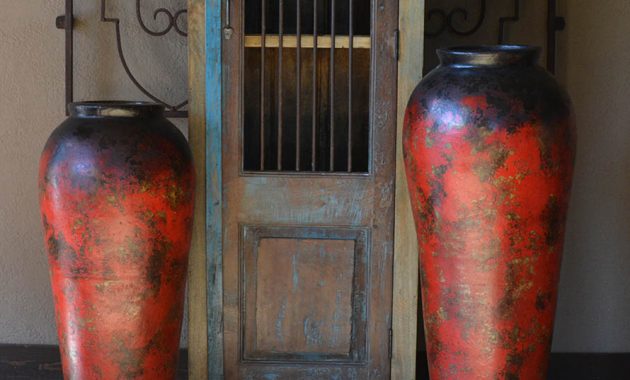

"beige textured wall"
[0,0,187,345]
[552,0,630,352]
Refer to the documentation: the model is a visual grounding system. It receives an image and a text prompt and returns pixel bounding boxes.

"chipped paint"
[275,299,287,344]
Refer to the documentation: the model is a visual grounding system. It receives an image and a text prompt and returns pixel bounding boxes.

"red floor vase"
[403,46,576,379]
[39,102,194,379]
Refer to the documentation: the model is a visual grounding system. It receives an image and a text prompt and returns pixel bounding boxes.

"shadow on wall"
[553,0,630,353]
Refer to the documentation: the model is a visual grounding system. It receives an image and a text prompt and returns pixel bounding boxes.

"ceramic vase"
[403,46,576,379]
[39,102,194,379]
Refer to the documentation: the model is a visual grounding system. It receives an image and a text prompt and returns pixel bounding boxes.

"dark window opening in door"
[243,0,372,173]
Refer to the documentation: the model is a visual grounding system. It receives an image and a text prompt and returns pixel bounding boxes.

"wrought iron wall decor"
[425,0,565,73]
[425,0,487,38]
[57,1,565,118]
[56,0,188,118]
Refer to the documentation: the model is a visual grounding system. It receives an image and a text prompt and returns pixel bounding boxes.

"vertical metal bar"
[546,0,561,74]
[347,0,353,172]
[277,0,284,170]
[296,0,302,171]
[311,0,318,171]
[225,0,232,29]
[499,0,520,44]
[329,0,336,171]
[65,0,73,115]
[260,0,266,170]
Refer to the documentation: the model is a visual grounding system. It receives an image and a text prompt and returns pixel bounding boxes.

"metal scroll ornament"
[423,0,565,73]
[425,0,488,38]
[57,0,188,118]
[425,0,520,43]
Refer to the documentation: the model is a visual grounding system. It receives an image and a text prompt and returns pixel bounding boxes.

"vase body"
[39,102,194,379]
[403,46,576,379]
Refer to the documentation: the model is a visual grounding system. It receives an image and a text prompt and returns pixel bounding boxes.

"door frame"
[188,0,223,379]
[392,0,424,379]
[187,0,425,378]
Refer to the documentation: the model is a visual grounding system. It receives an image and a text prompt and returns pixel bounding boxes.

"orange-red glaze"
[39,104,194,380]
[404,48,576,379]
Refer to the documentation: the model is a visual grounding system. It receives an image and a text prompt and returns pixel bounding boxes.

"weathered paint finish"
[187,0,210,378]
[403,47,576,379]
[39,103,194,380]
[254,239,354,354]
[221,0,399,377]
[205,0,225,378]
[241,226,369,364]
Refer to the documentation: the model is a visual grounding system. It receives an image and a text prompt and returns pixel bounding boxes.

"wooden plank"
[187,0,209,379]
[205,0,224,379]
[244,35,371,49]
[392,0,425,379]
[253,239,355,356]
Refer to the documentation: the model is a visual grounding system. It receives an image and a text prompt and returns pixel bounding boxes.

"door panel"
[222,0,398,378]
[242,226,368,363]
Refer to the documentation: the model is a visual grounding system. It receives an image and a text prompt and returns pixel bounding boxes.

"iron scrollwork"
[498,0,520,44]
[424,0,564,73]
[101,0,188,116]
[57,0,188,118]
[425,0,487,38]
[135,0,188,37]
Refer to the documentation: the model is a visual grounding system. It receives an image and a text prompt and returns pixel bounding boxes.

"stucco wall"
[0,0,188,345]
[552,0,630,352]
[2,0,630,354]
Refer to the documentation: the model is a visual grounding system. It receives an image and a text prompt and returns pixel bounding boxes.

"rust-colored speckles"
[115,236,145,265]
[166,184,185,210]
[498,261,535,320]
[474,144,513,183]
[138,180,152,193]
[47,235,61,261]
[47,233,84,274]
[146,237,172,297]
[110,335,149,379]
[39,105,194,379]
[405,49,575,379]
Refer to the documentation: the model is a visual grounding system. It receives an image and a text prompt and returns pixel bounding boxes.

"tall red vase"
[403,46,576,379]
[39,102,194,379]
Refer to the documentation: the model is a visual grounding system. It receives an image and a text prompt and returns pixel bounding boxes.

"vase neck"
[437,45,541,68]
[68,101,165,118]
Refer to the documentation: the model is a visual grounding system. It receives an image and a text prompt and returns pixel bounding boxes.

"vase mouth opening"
[69,101,165,118]
[437,45,541,67]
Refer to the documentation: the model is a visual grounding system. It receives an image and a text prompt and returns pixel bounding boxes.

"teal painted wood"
[206,0,223,378]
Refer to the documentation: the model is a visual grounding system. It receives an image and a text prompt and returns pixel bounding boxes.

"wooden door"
[222,0,399,378]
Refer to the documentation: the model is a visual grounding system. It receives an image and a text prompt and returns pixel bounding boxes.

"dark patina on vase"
[39,102,194,379]
[403,46,576,379]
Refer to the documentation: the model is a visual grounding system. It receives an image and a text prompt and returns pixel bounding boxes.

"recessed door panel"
[222,0,398,378]
[241,226,368,363]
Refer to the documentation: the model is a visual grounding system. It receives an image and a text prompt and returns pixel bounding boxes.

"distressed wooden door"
[221,0,399,378]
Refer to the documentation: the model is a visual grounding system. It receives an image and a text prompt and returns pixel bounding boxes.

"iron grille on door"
[243,0,372,173]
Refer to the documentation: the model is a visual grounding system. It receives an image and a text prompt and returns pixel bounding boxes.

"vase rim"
[69,101,165,118]
[437,45,541,67]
